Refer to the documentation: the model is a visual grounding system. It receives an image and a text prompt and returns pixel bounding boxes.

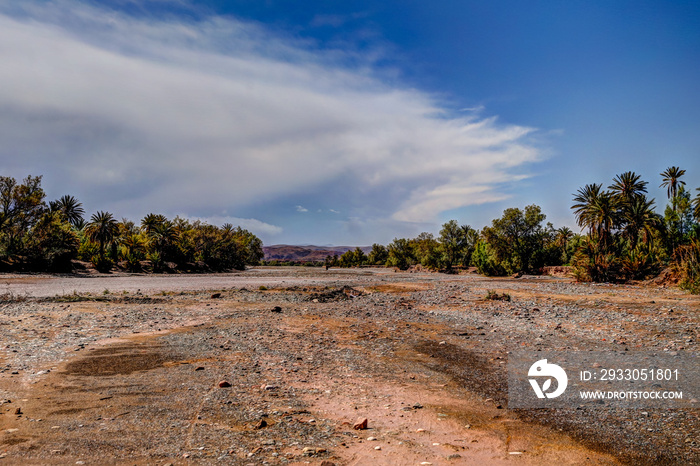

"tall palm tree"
[609,171,648,204]
[622,195,658,249]
[572,184,619,248]
[693,188,700,222]
[572,183,604,233]
[85,211,119,260]
[660,166,686,211]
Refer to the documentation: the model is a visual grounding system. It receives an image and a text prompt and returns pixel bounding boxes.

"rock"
[14,407,22,415]
[320,462,336,466]
[353,417,368,430]
[194,366,205,371]
[262,384,278,390]
[302,447,317,456]
[367,436,377,441]
[271,306,282,313]
[210,293,222,299]
[218,380,231,388]
[254,419,267,429]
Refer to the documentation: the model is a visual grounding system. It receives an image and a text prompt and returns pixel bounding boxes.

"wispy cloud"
[187,215,283,236]
[0,0,546,239]
[296,205,309,213]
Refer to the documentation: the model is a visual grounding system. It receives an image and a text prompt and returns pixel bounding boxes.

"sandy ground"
[0,267,697,465]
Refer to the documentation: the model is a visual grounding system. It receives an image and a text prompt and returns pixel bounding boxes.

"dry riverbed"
[0,267,698,465]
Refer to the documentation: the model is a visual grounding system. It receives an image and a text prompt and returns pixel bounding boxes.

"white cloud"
[0,1,546,238]
[296,205,309,212]
[186,215,283,237]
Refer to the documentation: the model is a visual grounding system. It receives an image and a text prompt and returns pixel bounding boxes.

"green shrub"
[472,241,506,276]
[678,240,700,294]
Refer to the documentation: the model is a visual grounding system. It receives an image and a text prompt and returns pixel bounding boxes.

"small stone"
[320,462,336,466]
[367,436,377,441]
[218,380,231,388]
[210,293,221,299]
[302,447,317,456]
[271,306,282,313]
[14,407,22,415]
[353,417,368,430]
[374,446,382,450]
[194,366,205,371]
[416,428,426,432]
[448,454,462,460]
[262,384,278,390]
[254,419,267,429]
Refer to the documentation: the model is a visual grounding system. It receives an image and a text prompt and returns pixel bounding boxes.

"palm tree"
[693,188,700,222]
[555,226,573,249]
[660,166,686,211]
[622,195,658,249]
[609,171,648,204]
[85,211,119,260]
[572,184,620,248]
[146,220,178,260]
[49,195,85,227]
[141,213,168,234]
[572,183,604,233]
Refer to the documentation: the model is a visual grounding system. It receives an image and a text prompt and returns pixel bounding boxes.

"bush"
[472,241,506,276]
[678,240,700,294]
[485,290,511,301]
[91,255,113,273]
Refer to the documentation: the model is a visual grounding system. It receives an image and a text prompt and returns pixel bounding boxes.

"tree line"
[0,175,263,273]
[330,167,700,293]
[2,169,699,293]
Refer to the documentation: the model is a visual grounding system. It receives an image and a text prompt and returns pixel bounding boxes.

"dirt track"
[0,267,698,465]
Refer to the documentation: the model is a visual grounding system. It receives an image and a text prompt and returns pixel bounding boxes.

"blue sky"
[1,0,698,245]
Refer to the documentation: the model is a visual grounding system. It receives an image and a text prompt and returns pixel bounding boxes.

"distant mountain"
[263,244,372,262]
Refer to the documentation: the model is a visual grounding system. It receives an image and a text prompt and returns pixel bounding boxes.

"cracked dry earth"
[0,267,698,465]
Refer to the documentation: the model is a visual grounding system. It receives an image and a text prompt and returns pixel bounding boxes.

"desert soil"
[0,267,698,465]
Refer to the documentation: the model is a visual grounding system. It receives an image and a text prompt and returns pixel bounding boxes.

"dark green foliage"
[367,243,388,265]
[0,174,265,273]
[85,211,119,262]
[0,175,46,260]
[386,237,415,270]
[571,169,699,289]
[338,247,367,267]
[677,240,700,294]
[439,220,477,270]
[49,195,85,227]
[27,212,79,272]
[481,205,559,275]
[472,240,506,276]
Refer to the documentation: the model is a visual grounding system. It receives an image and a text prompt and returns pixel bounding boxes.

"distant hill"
[263,245,372,262]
